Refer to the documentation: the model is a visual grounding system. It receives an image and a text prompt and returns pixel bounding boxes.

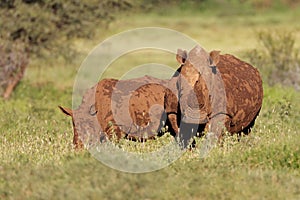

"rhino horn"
[187,45,209,65]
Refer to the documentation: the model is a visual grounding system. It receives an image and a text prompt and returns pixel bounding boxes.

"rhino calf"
[59,76,171,149]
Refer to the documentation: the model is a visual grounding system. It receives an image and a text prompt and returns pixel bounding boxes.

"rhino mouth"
[182,107,208,124]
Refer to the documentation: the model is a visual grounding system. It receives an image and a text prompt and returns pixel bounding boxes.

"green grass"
[1,5,300,200]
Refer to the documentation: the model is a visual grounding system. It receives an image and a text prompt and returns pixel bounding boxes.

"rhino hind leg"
[238,107,261,136]
[159,113,180,137]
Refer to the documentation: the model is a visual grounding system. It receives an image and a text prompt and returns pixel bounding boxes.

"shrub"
[0,0,133,98]
[244,30,300,90]
[0,40,28,99]
[0,0,133,60]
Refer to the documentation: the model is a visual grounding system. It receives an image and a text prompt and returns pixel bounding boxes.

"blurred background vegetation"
[0,0,300,98]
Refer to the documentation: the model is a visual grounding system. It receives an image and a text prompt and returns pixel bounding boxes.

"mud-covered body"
[95,76,170,140]
[217,54,263,133]
[60,76,170,148]
[60,45,263,149]
[165,46,263,142]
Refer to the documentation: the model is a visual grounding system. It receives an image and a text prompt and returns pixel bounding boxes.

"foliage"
[0,0,133,60]
[244,30,300,90]
[2,0,296,60]
[139,0,300,15]
[0,0,133,98]
[0,40,28,99]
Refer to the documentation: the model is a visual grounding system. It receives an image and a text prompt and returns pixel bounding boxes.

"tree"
[0,0,133,98]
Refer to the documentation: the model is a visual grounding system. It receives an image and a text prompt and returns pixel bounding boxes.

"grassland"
[1,5,300,200]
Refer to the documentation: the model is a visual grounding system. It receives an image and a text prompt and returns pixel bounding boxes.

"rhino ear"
[59,106,73,116]
[176,49,187,64]
[209,50,221,66]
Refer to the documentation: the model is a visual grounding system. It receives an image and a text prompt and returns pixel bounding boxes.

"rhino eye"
[89,104,97,116]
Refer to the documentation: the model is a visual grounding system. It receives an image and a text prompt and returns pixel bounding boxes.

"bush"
[244,30,300,90]
[0,0,133,60]
[0,0,133,98]
[0,41,28,99]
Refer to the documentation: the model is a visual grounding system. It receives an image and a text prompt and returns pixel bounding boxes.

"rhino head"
[59,85,102,149]
[177,45,221,124]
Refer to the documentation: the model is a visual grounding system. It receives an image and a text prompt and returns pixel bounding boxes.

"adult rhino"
[164,45,263,147]
[59,76,173,149]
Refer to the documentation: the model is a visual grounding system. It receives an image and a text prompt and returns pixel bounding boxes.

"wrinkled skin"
[60,76,172,149]
[165,46,263,147]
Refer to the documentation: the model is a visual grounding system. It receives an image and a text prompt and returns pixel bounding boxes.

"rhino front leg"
[167,113,179,136]
[206,114,227,139]
[200,114,228,157]
[164,87,180,137]
[178,122,198,149]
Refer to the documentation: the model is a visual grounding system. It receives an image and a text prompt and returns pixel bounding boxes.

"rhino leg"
[167,113,179,136]
[177,122,199,148]
[164,86,181,137]
[206,114,230,139]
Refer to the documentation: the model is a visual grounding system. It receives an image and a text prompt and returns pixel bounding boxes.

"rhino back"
[128,83,167,139]
[217,54,263,133]
[95,76,168,139]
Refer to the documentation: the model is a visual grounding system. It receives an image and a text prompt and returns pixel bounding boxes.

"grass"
[1,5,300,200]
